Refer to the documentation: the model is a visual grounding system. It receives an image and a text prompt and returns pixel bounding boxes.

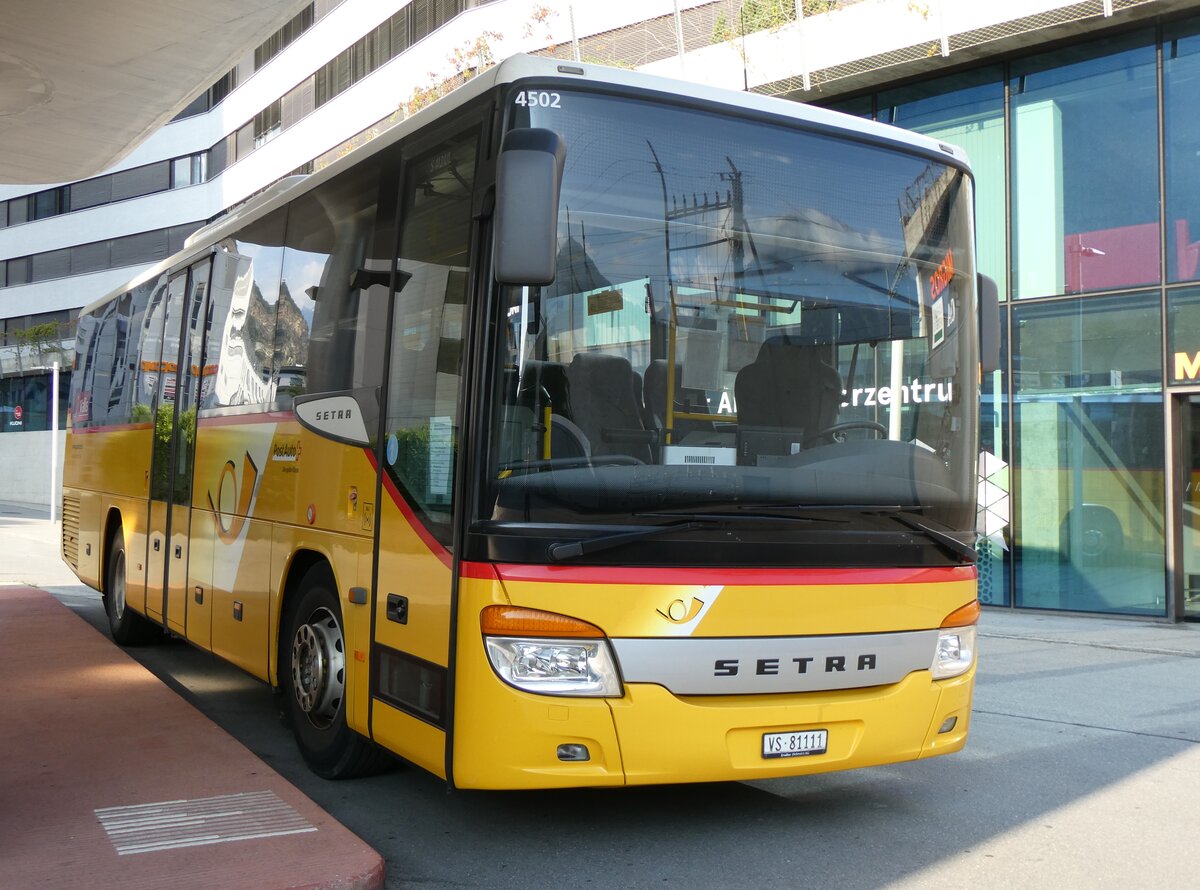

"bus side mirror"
[978,273,1000,374]
[494,128,565,286]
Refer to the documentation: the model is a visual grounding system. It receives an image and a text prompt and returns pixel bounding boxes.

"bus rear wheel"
[281,565,392,779]
[104,531,159,646]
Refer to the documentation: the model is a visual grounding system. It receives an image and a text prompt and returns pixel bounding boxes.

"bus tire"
[281,564,393,779]
[104,531,159,646]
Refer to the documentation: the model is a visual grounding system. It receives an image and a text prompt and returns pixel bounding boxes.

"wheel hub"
[291,608,345,727]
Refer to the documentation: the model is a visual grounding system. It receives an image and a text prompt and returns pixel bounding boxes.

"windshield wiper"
[728,503,908,514]
[636,509,848,524]
[875,510,977,563]
[549,511,844,563]
[548,521,704,562]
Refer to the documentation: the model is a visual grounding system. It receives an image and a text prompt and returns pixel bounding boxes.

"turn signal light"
[481,605,604,638]
[940,600,980,628]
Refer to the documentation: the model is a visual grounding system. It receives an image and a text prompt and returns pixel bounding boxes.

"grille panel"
[61,494,79,569]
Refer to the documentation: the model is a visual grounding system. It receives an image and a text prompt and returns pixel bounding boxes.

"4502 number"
[514,90,562,108]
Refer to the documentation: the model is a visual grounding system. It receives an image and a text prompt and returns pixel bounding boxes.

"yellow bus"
[62,55,992,788]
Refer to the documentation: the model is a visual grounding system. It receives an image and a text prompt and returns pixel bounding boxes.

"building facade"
[4,0,1200,620]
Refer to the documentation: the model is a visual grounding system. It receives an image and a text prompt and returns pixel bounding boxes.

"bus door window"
[174,260,211,505]
[158,259,211,635]
[143,270,190,623]
[373,127,480,727]
[382,130,479,541]
[148,273,190,502]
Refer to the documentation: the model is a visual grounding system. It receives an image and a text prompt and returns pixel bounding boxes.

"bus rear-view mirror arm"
[978,273,1000,375]
[494,127,566,286]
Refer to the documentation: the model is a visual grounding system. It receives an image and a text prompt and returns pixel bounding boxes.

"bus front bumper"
[450,665,973,790]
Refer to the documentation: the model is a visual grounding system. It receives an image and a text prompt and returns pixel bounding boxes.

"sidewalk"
[978,601,1200,657]
[0,502,385,890]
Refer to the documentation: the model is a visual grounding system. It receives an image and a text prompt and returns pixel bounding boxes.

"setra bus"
[62,55,997,788]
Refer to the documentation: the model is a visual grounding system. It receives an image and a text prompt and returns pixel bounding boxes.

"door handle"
[153,538,160,552]
[386,594,408,625]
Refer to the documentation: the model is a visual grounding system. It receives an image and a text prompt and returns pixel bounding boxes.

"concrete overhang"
[0,0,310,185]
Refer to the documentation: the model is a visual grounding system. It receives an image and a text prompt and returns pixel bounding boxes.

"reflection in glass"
[385,131,478,539]
[172,261,209,506]
[1013,295,1165,615]
[280,160,385,400]
[1165,18,1200,284]
[69,275,161,429]
[1011,35,1159,298]
[148,274,189,502]
[880,68,1007,298]
[1168,288,1200,385]
[1183,397,1200,619]
[204,210,285,410]
[978,307,1011,605]
[483,92,980,566]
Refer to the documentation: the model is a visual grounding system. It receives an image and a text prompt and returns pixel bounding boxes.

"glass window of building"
[979,307,1011,606]
[1010,35,1159,299]
[1012,293,1165,616]
[822,95,872,119]
[1168,287,1200,384]
[1165,18,1200,285]
[879,67,1006,298]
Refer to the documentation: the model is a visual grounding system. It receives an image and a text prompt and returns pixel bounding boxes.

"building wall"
[0,431,65,507]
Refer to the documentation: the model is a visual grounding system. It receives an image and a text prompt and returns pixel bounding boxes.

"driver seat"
[735,337,843,447]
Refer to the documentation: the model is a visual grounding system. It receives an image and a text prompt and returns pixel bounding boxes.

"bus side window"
[202,211,286,412]
[278,156,389,405]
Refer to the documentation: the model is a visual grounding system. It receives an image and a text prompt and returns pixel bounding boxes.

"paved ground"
[5,499,1200,888]
[0,501,384,890]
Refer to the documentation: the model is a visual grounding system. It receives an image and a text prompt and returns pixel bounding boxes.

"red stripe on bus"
[460,562,977,586]
[366,448,453,568]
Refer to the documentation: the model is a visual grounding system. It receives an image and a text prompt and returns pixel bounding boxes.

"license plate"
[762,729,828,759]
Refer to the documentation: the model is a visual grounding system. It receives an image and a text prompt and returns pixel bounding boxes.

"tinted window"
[278,158,389,401]
[383,129,479,540]
[1011,35,1159,297]
[1166,18,1200,284]
[1012,294,1165,615]
[202,209,287,411]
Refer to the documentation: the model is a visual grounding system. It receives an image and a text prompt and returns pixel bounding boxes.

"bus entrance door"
[145,261,211,633]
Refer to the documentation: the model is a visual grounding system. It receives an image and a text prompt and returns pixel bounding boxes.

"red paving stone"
[0,586,384,890]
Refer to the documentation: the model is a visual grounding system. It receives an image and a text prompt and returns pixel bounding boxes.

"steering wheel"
[809,420,887,444]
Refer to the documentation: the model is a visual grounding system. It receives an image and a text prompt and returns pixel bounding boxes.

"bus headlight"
[931,625,976,679]
[480,605,623,697]
[485,636,622,696]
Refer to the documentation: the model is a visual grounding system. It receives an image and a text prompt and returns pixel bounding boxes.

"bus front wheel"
[281,565,392,779]
[104,531,159,646]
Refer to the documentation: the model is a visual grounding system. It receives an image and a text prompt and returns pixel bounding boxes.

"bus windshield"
[483,89,978,551]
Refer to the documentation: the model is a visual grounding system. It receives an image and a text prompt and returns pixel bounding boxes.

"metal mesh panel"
[535,2,865,69]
